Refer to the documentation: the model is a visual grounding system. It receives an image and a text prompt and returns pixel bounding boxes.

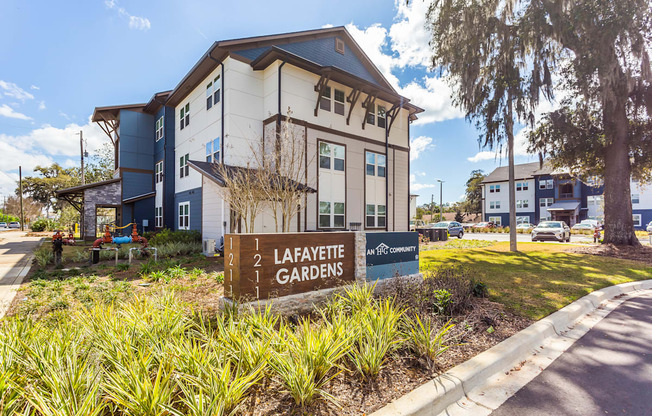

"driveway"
[0,231,43,317]
[490,292,652,416]
[462,232,594,244]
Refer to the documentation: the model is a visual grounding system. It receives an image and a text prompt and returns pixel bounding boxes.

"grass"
[421,239,495,251]
[420,241,652,320]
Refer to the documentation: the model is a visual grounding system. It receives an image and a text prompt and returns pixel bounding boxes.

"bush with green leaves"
[144,228,201,246]
[30,218,57,232]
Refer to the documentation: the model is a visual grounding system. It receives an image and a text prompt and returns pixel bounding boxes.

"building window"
[516,182,528,191]
[377,105,386,129]
[516,200,529,209]
[179,154,189,178]
[319,201,345,228]
[539,179,553,189]
[319,142,345,172]
[365,152,386,177]
[539,197,554,207]
[206,138,220,163]
[516,216,530,224]
[155,161,163,183]
[489,201,501,210]
[180,103,190,130]
[489,216,502,226]
[206,82,213,110]
[366,103,375,125]
[320,86,331,112]
[587,195,603,206]
[489,184,501,193]
[334,89,345,115]
[559,183,573,198]
[155,116,164,141]
[178,202,190,230]
[213,75,221,105]
[366,204,386,228]
[155,207,163,228]
[633,214,642,227]
[632,193,640,204]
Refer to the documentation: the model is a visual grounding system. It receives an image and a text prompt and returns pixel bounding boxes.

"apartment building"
[60,27,423,243]
[481,161,652,229]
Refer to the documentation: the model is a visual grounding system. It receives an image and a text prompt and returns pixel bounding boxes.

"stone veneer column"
[354,231,366,284]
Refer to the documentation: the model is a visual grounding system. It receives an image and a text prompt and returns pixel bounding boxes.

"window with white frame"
[179,154,189,178]
[366,103,375,125]
[319,201,345,228]
[539,197,554,207]
[206,138,221,163]
[489,184,501,193]
[319,142,345,172]
[334,89,345,115]
[516,216,530,224]
[632,193,640,204]
[377,105,386,129]
[516,200,529,209]
[365,152,386,177]
[587,195,603,206]
[489,216,502,226]
[516,181,529,191]
[155,161,163,183]
[178,202,190,230]
[206,81,213,110]
[539,179,553,189]
[180,103,190,130]
[213,75,221,105]
[320,86,331,111]
[633,214,642,227]
[366,204,386,228]
[489,201,501,209]
[155,206,163,228]
[155,116,164,141]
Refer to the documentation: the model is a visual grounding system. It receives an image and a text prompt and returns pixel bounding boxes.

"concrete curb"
[371,279,652,416]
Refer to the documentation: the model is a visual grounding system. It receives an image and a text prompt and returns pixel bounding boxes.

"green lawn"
[420,242,652,320]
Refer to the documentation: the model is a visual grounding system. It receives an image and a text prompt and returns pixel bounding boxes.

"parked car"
[0,222,6,228]
[432,221,464,238]
[515,223,535,230]
[472,221,495,229]
[647,221,652,233]
[571,223,596,231]
[531,221,571,242]
[8,221,20,229]
[579,219,603,230]
[409,219,427,231]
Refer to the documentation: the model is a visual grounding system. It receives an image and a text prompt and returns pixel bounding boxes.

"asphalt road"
[490,292,652,416]
[461,232,594,244]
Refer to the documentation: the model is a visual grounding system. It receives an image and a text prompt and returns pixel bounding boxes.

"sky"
[0,0,545,206]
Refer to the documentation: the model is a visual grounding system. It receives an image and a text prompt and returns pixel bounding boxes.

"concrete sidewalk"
[0,231,43,318]
[491,292,652,416]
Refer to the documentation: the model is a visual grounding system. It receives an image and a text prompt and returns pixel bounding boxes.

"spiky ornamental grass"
[0,282,457,415]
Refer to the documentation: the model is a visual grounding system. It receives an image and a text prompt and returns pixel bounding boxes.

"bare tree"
[212,162,266,233]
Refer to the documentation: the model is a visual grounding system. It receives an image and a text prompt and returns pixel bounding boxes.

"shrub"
[404,315,455,372]
[34,246,53,268]
[472,280,489,298]
[31,218,57,232]
[432,289,452,315]
[146,228,201,246]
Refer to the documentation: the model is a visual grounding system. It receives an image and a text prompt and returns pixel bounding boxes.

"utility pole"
[431,194,434,217]
[19,166,24,231]
[438,179,444,222]
[80,130,85,185]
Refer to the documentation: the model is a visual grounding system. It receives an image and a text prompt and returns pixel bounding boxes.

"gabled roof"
[166,27,423,116]
[92,104,147,122]
[482,161,555,184]
[56,178,121,196]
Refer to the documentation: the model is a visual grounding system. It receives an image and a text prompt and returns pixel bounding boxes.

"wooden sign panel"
[224,232,356,301]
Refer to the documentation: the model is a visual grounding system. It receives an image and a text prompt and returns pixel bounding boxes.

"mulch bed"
[568,243,652,265]
[248,297,532,416]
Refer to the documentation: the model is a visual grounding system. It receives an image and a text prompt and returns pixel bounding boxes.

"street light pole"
[19,166,24,231]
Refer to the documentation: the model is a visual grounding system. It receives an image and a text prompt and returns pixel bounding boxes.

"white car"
[531,221,571,242]
[516,223,535,230]
[647,221,652,233]
[0,222,6,228]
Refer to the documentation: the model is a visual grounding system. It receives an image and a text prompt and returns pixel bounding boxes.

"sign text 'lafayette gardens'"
[224,232,355,300]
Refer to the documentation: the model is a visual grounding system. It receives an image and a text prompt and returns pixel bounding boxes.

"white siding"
[484,179,535,214]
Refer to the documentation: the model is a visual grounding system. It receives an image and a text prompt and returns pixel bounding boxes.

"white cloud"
[105,0,151,31]
[389,0,432,68]
[410,135,434,161]
[30,85,40,90]
[0,104,31,120]
[0,170,20,198]
[400,76,463,125]
[410,173,437,191]
[467,151,497,163]
[38,100,46,110]
[0,81,34,101]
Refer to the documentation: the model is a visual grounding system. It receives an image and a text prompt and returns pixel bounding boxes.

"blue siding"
[236,37,383,87]
[174,188,202,232]
[122,171,152,199]
[118,110,155,171]
[633,209,652,230]
[163,107,176,229]
[535,175,555,223]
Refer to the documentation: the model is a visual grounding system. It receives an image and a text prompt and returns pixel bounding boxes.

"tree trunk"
[507,98,518,252]
[602,95,640,246]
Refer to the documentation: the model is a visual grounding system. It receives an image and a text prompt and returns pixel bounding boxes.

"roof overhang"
[56,178,121,197]
[123,191,156,204]
[547,201,580,211]
[92,104,147,123]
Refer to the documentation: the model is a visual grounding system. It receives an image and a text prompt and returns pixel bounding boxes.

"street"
[490,291,652,416]
[461,232,595,244]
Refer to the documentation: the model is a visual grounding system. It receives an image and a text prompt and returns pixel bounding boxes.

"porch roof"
[547,201,580,211]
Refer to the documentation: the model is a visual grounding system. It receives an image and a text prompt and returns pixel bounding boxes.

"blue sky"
[0,0,540,204]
